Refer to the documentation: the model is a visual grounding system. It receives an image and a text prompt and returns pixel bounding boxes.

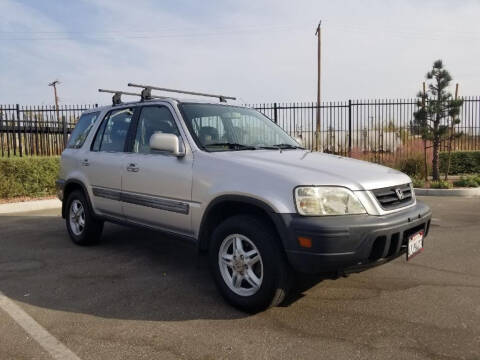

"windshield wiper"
[259,144,304,150]
[274,143,304,149]
[205,142,257,150]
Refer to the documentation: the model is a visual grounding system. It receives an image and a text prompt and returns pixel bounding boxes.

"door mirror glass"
[149,133,185,157]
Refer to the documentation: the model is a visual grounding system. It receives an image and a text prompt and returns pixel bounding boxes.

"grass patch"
[0,156,60,199]
[429,179,453,189]
[453,175,480,188]
[411,176,425,188]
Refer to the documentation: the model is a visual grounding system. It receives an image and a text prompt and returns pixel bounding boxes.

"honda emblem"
[395,188,404,200]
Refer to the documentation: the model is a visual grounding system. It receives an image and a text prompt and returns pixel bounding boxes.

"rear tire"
[209,215,292,313]
[65,190,103,246]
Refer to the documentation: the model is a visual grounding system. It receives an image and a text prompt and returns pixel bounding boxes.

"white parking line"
[0,291,81,360]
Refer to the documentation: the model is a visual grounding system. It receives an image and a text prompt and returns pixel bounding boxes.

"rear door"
[122,104,193,236]
[84,107,135,217]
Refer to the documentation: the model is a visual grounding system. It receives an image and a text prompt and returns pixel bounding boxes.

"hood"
[209,150,411,191]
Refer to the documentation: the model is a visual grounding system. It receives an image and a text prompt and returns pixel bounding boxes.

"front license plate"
[407,231,424,260]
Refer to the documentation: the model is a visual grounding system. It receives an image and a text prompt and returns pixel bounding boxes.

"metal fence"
[0,104,98,157]
[1,98,480,163]
[252,97,480,164]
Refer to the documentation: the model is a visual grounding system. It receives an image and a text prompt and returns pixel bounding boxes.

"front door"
[122,104,193,236]
[84,106,135,217]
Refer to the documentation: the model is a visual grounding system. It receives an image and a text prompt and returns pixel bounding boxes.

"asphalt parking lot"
[1,196,479,360]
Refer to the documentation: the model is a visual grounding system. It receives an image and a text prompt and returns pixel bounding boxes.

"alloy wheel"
[69,199,86,236]
[218,234,263,297]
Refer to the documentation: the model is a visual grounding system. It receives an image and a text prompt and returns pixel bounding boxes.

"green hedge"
[0,156,60,199]
[439,151,480,175]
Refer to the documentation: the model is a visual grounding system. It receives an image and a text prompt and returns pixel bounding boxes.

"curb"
[0,199,61,215]
[414,187,480,197]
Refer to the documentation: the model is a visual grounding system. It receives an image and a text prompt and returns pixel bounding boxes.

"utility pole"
[315,21,322,151]
[48,80,66,146]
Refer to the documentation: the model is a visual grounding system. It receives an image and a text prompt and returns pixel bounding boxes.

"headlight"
[294,186,366,216]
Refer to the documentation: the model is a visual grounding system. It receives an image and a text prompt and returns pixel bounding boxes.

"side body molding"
[63,180,190,218]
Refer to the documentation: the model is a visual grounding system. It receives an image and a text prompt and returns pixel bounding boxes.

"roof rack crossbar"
[98,89,143,105]
[98,88,171,104]
[127,83,236,103]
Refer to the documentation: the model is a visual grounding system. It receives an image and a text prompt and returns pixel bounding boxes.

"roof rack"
[98,88,168,105]
[98,89,143,105]
[127,83,236,103]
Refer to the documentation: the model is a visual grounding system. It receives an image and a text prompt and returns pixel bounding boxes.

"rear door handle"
[81,159,89,166]
[126,163,139,172]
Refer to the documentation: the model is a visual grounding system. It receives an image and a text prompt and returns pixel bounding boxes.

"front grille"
[371,183,414,210]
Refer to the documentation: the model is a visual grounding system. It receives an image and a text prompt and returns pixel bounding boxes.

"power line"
[1,20,479,41]
[326,22,480,41]
[0,23,298,34]
[0,24,307,41]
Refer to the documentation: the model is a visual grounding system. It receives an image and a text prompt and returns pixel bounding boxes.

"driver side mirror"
[149,133,185,157]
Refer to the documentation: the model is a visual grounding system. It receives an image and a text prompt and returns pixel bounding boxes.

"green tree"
[413,60,463,181]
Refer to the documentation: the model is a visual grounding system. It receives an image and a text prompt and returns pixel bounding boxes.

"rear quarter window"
[67,112,100,149]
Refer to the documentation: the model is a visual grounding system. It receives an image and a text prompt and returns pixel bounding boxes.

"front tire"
[209,215,292,313]
[65,190,103,246]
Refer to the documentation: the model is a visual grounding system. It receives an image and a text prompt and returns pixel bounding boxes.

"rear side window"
[67,112,99,149]
[92,108,134,152]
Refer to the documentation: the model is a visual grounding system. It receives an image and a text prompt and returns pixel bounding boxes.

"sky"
[1,0,480,105]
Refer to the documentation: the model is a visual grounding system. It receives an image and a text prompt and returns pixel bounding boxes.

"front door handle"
[81,159,89,166]
[126,163,139,172]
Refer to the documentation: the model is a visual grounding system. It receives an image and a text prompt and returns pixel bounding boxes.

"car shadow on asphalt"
[0,214,326,321]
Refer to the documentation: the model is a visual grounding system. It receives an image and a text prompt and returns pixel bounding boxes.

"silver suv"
[57,85,432,312]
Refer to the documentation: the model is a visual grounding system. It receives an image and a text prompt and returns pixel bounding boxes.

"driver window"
[133,106,180,154]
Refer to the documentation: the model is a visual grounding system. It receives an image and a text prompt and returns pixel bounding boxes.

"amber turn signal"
[297,236,312,248]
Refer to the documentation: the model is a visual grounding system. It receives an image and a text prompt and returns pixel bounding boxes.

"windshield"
[179,103,301,151]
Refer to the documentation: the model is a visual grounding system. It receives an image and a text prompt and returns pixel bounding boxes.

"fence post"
[348,100,352,157]
[273,102,278,124]
[16,104,22,157]
[0,106,4,157]
[11,106,17,156]
[61,105,67,148]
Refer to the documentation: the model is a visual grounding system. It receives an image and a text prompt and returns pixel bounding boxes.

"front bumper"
[276,201,432,274]
[55,179,65,201]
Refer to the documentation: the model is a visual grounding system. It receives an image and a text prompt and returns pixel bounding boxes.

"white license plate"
[407,231,424,260]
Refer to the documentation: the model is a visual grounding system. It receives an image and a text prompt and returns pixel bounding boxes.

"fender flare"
[198,194,289,251]
[62,179,96,219]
